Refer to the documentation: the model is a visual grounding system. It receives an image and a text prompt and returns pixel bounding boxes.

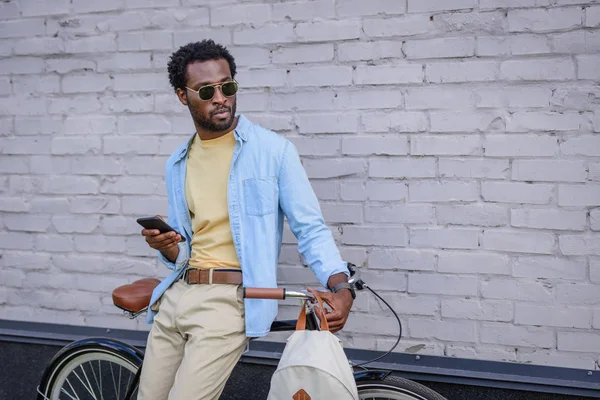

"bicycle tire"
[357,375,447,400]
[38,345,141,400]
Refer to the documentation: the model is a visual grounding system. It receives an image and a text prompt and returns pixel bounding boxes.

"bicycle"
[36,264,447,400]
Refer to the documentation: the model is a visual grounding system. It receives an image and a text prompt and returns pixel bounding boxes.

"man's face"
[180,58,237,133]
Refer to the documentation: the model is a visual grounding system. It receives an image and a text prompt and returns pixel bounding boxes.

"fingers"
[144,231,181,250]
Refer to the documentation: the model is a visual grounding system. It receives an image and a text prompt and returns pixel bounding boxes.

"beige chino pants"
[137,279,249,400]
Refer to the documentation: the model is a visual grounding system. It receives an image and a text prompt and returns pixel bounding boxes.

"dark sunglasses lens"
[221,82,238,97]
[198,86,215,100]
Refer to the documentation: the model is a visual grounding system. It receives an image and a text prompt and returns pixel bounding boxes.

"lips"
[213,108,230,118]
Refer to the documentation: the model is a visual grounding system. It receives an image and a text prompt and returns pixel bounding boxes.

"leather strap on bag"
[295,287,330,331]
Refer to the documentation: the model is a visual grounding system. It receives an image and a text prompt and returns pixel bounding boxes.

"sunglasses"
[185,80,239,101]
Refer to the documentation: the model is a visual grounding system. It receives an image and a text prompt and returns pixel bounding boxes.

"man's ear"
[176,88,188,106]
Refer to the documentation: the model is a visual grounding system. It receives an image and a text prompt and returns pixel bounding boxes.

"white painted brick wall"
[0,0,599,371]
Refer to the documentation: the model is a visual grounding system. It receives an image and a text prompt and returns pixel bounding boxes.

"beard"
[189,100,237,132]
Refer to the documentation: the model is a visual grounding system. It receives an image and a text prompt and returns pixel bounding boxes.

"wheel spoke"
[61,378,80,400]
[89,360,103,400]
[110,359,119,397]
[73,368,98,400]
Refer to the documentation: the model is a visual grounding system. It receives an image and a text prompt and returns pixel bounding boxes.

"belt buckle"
[182,268,190,284]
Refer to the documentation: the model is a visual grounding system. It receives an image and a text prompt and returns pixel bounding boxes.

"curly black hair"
[167,40,237,92]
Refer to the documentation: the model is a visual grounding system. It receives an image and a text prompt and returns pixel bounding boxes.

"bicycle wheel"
[357,375,447,400]
[40,346,140,400]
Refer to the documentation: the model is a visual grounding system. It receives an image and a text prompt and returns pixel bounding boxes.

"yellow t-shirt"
[185,131,240,269]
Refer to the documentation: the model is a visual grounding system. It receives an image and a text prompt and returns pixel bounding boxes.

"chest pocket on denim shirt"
[243,177,277,216]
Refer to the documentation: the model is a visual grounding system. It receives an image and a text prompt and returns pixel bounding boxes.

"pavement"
[0,341,594,400]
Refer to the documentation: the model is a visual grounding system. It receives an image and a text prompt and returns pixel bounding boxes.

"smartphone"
[136,216,186,242]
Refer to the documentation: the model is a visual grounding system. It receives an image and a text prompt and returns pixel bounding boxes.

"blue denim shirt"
[146,114,348,337]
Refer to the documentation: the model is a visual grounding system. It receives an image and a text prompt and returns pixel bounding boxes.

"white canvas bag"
[267,288,359,400]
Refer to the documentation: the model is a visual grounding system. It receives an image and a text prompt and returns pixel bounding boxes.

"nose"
[212,85,227,105]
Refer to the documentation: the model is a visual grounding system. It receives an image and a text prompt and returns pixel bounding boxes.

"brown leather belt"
[183,268,242,285]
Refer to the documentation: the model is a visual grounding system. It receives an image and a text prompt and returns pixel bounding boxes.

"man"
[139,39,354,400]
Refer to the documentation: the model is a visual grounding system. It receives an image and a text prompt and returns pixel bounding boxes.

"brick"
[368,249,435,271]
[483,230,555,254]
[2,250,51,270]
[480,0,551,9]
[72,0,124,12]
[12,75,60,94]
[442,299,513,322]
[0,232,34,250]
[342,226,407,246]
[52,216,100,234]
[595,308,600,328]
[366,181,408,201]
[64,116,116,135]
[320,203,363,224]
[0,156,28,174]
[507,112,581,132]
[409,274,478,295]
[477,36,510,56]
[405,87,474,110]
[0,96,46,116]
[439,158,508,179]
[426,60,498,83]
[369,158,435,179]
[64,35,117,54]
[46,58,96,74]
[434,10,506,33]
[484,135,557,157]
[48,97,101,114]
[0,57,44,74]
[577,55,600,80]
[558,331,600,353]
[411,228,480,250]
[363,15,432,37]
[344,314,403,336]
[0,197,30,212]
[174,27,231,48]
[438,251,511,274]
[103,215,144,236]
[118,31,172,51]
[500,59,575,81]
[430,111,505,133]
[362,111,428,133]
[112,73,168,92]
[118,115,171,135]
[481,323,554,348]
[303,158,365,179]
[62,74,112,94]
[125,0,179,7]
[30,198,70,213]
[560,235,600,256]
[409,181,479,202]
[512,209,586,231]
[2,137,52,155]
[591,209,600,231]
[482,278,553,301]
[102,176,164,195]
[342,136,408,156]
[515,256,586,280]
[310,180,338,200]
[97,52,152,72]
[437,204,508,227]
[559,184,600,207]
[51,137,101,155]
[517,305,591,329]
[272,0,335,21]
[477,87,551,108]
[71,196,120,214]
[337,41,402,61]
[508,8,582,32]
[590,163,600,182]
[289,66,352,87]
[587,5,600,27]
[409,318,476,342]
[211,3,271,26]
[74,235,127,253]
[0,1,20,19]
[233,24,294,45]
[101,94,154,114]
[513,160,586,182]
[337,90,403,110]
[408,0,475,13]
[411,135,481,156]
[404,37,475,59]
[103,136,160,155]
[558,282,599,305]
[296,113,359,134]
[272,44,334,64]
[354,65,423,85]
[244,114,293,132]
[42,176,99,195]
[289,137,340,157]
[236,68,287,88]
[561,136,600,156]
[14,37,65,55]
[30,156,70,175]
[73,156,124,176]
[365,204,435,224]
[268,91,335,112]
[0,18,46,38]
[295,20,361,42]
[337,0,406,16]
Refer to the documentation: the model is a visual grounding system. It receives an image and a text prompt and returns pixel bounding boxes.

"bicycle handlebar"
[243,288,313,300]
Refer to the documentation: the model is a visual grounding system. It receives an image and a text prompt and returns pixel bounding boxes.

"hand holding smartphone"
[137,216,186,242]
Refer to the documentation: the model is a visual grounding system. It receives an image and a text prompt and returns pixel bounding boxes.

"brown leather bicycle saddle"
[112,278,160,313]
